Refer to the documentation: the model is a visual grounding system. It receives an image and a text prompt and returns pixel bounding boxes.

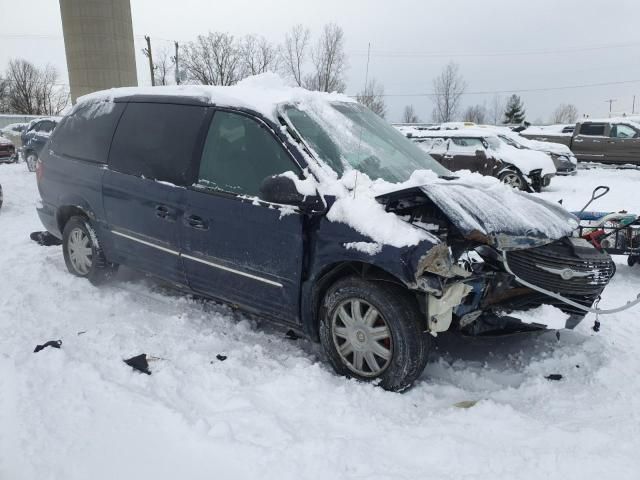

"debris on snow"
[123,354,152,375]
[33,340,62,353]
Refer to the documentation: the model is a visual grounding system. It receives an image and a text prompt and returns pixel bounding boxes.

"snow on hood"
[325,169,577,250]
[415,179,578,249]
[476,125,574,158]
[521,124,573,136]
[76,73,355,123]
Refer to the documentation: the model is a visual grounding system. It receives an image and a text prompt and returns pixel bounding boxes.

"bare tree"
[4,59,68,115]
[431,61,466,123]
[356,78,386,118]
[304,23,347,93]
[463,104,488,124]
[182,32,241,86]
[0,75,9,112]
[153,47,173,86]
[239,35,281,77]
[402,105,420,123]
[488,94,505,125]
[282,25,310,87]
[550,103,578,124]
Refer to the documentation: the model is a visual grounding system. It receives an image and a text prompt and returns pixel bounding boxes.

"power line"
[350,78,640,98]
[349,41,640,58]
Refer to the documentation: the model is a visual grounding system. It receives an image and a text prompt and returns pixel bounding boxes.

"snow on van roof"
[76,73,356,123]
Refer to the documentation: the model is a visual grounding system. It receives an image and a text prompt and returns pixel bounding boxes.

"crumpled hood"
[377,181,579,250]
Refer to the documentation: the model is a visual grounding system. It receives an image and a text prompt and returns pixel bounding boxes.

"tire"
[499,170,527,191]
[62,216,118,285]
[26,152,37,172]
[319,276,431,392]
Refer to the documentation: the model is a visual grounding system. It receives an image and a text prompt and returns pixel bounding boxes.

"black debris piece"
[593,320,601,332]
[30,231,62,246]
[216,354,227,361]
[285,329,298,340]
[34,340,62,353]
[545,374,563,381]
[124,354,151,375]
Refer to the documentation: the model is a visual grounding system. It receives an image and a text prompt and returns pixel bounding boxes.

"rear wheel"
[62,216,118,285]
[499,170,526,190]
[26,152,38,172]
[319,276,430,392]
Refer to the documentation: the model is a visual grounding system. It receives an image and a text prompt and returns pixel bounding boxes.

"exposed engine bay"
[376,183,616,335]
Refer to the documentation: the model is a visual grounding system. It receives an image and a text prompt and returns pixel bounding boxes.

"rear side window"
[109,102,209,186]
[51,102,124,163]
[197,110,298,196]
[579,123,605,136]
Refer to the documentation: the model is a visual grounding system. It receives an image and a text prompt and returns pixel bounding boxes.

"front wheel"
[499,170,527,190]
[62,216,118,285]
[26,152,38,172]
[319,276,430,392]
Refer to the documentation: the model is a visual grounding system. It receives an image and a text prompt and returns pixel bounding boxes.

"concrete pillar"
[59,0,138,103]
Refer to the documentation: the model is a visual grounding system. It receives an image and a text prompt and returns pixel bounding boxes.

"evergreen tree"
[503,94,526,124]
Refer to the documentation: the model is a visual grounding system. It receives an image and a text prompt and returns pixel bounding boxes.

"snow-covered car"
[21,117,59,171]
[35,75,615,391]
[478,126,577,176]
[403,127,556,191]
[0,122,28,149]
[0,135,17,164]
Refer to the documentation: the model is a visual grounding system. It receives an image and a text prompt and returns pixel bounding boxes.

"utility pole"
[143,35,155,86]
[173,41,180,85]
[633,95,636,115]
[605,98,617,115]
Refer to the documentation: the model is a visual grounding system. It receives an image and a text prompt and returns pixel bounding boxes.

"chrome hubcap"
[502,173,522,189]
[67,227,92,275]
[331,299,392,377]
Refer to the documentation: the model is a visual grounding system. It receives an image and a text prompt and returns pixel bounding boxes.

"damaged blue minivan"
[36,85,615,391]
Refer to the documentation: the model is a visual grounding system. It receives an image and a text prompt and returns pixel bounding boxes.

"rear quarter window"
[108,102,209,186]
[579,123,606,136]
[51,102,125,163]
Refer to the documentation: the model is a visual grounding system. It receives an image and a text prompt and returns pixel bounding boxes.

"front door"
[182,110,306,324]
[607,123,640,165]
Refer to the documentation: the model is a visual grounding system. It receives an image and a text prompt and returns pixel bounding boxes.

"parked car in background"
[522,118,640,165]
[402,127,556,191]
[479,126,577,176]
[0,122,28,149]
[0,135,17,164]
[0,183,3,210]
[35,82,614,391]
[21,117,60,171]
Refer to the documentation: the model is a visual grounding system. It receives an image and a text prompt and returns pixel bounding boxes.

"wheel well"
[307,261,414,341]
[56,206,89,233]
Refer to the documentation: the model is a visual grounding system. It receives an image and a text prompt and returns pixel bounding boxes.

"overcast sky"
[2,0,640,122]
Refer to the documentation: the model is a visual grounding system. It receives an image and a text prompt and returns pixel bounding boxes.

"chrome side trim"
[111,230,180,256]
[111,228,283,288]
[181,253,283,288]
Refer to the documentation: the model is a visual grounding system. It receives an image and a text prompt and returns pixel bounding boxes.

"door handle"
[186,215,208,230]
[574,138,584,143]
[155,204,170,219]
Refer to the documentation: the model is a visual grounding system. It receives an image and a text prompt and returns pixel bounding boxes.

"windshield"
[498,134,525,149]
[282,102,450,182]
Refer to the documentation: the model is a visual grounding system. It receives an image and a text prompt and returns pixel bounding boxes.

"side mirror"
[260,174,320,210]
[475,149,487,159]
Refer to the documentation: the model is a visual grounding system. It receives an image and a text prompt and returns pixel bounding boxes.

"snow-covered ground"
[1,162,640,480]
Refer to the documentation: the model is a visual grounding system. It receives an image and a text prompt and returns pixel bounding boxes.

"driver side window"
[198,111,298,197]
[611,124,637,139]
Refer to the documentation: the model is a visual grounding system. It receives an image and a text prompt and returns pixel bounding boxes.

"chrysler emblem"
[536,265,591,280]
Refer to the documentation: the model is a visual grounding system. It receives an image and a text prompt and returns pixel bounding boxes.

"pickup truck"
[521,118,640,165]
